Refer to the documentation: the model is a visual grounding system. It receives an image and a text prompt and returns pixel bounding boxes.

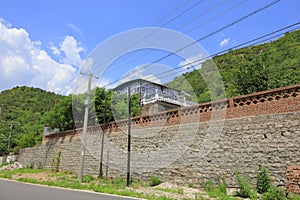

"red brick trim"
[43,84,300,142]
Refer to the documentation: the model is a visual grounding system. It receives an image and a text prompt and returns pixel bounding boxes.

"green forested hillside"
[0,86,64,155]
[166,29,300,103]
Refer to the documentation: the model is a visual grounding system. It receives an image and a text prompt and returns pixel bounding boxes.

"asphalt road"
[0,179,141,200]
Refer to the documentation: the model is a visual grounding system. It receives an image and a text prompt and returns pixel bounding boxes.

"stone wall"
[18,111,300,188]
[18,84,300,189]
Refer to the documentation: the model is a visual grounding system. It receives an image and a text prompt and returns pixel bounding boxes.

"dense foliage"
[167,29,300,103]
[42,87,142,132]
[0,86,64,155]
[0,86,142,156]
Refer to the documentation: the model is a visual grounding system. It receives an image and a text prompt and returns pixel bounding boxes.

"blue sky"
[0,0,299,94]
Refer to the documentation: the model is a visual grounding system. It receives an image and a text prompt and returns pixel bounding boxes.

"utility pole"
[126,86,131,187]
[99,95,107,178]
[78,72,98,183]
[7,121,13,155]
[105,150,109,179]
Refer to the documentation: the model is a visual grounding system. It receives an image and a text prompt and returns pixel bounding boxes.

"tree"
[0,121,10,155]
[42,95,75,131]
[42,87,142,130]
[111,92,142,121]
[93,87,113,124]
[235,57,269,95]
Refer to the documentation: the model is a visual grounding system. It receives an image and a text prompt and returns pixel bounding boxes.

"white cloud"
[178,53,207,72]
[60,36,84,67]
[119,65,161,85]
[219,38,230,47]
[50,45,60,56]
[49,35,84,67]
[0,18,81,94]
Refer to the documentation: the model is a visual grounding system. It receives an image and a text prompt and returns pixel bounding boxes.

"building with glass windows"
[114,79,196,114]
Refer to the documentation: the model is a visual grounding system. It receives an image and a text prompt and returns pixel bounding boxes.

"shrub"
[149,176,161,186]
[82,174,94,183]
[56,150,61,172]
[261,186,287,200]
[257,166,272,194]
[203,179,214,193]
[203,178,235,200]
[235,172,257,200]
[51,150,61,172]
[217,175,227,194]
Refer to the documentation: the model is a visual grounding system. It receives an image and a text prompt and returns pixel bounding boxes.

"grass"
[203,179,237,200]
[0,168,179,200]
[155,187,184,195]
[0,168,44,179]
[6,168,300,200]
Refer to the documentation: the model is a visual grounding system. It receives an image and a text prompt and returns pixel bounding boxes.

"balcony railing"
[141,93,196,107]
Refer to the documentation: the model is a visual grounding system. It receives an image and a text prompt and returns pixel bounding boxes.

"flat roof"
[114,78,185,94]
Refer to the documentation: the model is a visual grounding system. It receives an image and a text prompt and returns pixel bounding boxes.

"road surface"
[0,178,141,200]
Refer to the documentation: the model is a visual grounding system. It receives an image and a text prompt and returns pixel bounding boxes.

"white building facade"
[114,79,196,107]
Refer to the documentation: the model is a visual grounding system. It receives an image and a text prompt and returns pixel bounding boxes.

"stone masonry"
[18,84,300,192]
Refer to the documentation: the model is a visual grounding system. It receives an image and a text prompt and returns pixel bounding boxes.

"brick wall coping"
[44,84,300,141]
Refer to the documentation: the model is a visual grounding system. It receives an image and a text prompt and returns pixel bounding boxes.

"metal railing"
[141,93,196,107]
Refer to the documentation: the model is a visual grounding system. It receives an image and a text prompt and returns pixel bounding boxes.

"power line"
[184,0,248,33]
[57,73,82,96]
[90,0,206,75]
[65,0,252,92]
[158,0,205,28]
[115,22,300,84]
[151,0,193,26]
[146,24,300,82]
[155,42,300,83]
[60,0,203,95]
[102,0,282,88]
[103,0,247,77]
[174,0,228,31]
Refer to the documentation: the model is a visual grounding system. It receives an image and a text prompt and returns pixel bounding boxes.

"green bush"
[202,178,235,200]
[217,175,227,194]
[257,166,272,194]
[149,176,161,187]
[235,172,257,200]
[203,179,214,193]
[261,186,287,200]
[82,174,94,183]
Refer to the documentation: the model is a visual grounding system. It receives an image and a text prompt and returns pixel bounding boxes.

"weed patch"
[235,172,257,200]
[257,166,272,194]
[150,176,161,187]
